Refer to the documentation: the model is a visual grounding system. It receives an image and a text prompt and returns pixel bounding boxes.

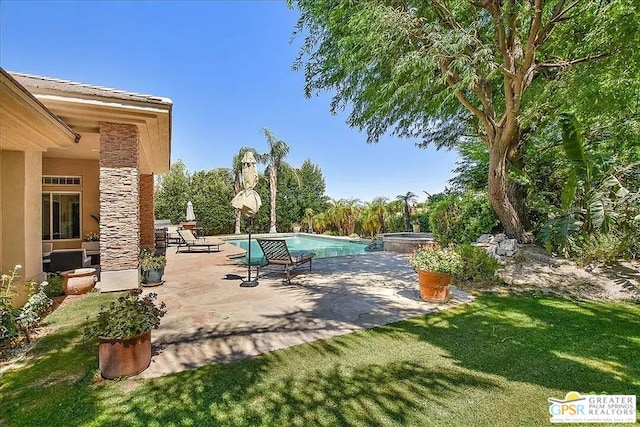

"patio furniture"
[154,228,168,256]
[176,229,223,253]
[166,225,181,245]
[50,249,91,273]
[42,242,53,273]
[256,238,315,283]
[81,241,101,265]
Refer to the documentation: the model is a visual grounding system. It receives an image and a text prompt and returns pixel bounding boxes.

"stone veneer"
[99,123,139,290]
[139,174,155,248]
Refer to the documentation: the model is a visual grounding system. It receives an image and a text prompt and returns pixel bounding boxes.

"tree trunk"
[506,137,530,230]
[233,174,241,234]
[403,205,411,232]
[269,167,278,233]
[234,209,241,234]
[488,141,531,243]
[507,180,529,230]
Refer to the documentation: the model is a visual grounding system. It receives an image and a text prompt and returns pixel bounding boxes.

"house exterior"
[1,68,172,302]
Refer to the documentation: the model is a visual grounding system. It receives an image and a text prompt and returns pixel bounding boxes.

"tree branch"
[538,52,610,68]
[540,0,580,42]
[441,69,493,144]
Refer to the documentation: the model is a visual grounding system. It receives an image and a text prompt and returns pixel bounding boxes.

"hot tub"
[379,233,436,253]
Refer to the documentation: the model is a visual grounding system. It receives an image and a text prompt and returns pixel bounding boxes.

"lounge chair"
[176,229,223,253]
[256,238,315,283]
[50,249,91,273]
[166,225,181,245]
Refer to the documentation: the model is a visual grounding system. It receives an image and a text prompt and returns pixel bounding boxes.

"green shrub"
[569,233,627,266]
[429,193,499,245]
[1,266,21,340]
[43,275,64,298]
[385,215,405,233]
[454,244,502,287]
[412,212,430,232]
[84,289,166,340]
[429,196,462,245]
[2,266,53,341]
[19,283,53,329]
[409,245,463,276]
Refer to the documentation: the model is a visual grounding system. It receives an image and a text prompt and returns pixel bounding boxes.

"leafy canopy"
[291,0,639,150]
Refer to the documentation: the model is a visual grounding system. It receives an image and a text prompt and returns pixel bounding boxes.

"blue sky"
[0,1,458,203]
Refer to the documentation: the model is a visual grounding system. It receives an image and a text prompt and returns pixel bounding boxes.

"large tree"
[154,159,190,224]
[190,168,235,235]
[296,158,329,216]
[291,0,638,242]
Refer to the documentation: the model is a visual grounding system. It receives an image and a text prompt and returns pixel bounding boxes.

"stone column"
[98,123,140,291]
[139,173,155,248]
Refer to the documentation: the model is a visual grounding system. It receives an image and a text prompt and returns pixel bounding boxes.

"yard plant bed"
[1,292,638,426]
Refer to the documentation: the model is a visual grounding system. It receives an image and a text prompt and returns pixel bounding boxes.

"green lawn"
[2,292,639,426]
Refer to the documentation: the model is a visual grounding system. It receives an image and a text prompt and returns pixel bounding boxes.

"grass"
[1,292,639,426]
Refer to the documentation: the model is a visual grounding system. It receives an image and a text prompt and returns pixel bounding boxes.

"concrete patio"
[138,241,473,379]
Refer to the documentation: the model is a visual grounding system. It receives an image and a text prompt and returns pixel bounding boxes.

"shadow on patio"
[140,247,473,378]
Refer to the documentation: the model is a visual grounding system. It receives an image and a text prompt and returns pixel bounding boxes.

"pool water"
[225,235,368,265]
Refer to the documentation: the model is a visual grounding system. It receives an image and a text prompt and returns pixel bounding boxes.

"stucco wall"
[42,158,99,250]
[1,150,43,307]
[0,150,3,276]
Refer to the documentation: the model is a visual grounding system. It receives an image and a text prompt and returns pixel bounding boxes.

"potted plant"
[139,248,167,286]
[409,244,462,303]
[84,289,166,379]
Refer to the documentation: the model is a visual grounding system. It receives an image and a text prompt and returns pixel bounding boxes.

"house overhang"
[9,72,172,175]
[0,69,78,152]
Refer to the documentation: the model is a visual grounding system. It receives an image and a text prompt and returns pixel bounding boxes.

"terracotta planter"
[417,270,452,303]
[99,330,152,379]
[62,268,97,295]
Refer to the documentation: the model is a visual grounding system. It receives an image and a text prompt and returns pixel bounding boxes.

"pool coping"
[219,232,373,246]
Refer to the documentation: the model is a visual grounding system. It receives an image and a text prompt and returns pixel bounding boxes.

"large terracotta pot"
[63,268,97,295]
[99,330,152,379]
[417,270,452,303]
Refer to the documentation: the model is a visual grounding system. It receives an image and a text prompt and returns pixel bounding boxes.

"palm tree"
[259,128,292,233]
[360,207,380,238]
[396,191,418,232]
[337,198,362,236]
[369,197,389,234]
[232,146,257,234]
[312,212,327,234]
[303,208,314,233]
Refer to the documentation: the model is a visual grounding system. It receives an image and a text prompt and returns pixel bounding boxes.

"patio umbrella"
[186,201,196,222]
[231,151,262,287]
[231,151,261,216]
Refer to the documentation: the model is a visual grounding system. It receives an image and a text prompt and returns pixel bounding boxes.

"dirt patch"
[494,245,640,302]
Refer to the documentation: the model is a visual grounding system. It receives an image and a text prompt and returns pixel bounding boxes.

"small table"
[84,251,100,266]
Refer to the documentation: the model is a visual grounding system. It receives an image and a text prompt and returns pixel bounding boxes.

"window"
[42,175,82,186]
[42,192,81,240]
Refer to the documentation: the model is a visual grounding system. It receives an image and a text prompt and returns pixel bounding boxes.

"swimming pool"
[225,234,369,265]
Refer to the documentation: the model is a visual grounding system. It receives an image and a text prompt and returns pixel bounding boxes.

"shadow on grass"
[3,291,638,426]
[0,327,100,425]
[94,360,498,426]
[377,294,640,394]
